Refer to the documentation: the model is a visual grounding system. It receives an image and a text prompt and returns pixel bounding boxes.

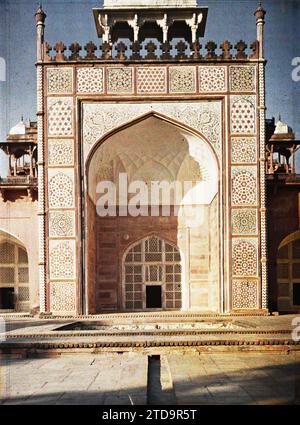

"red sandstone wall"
[86,195,97,314]
[0,194,39,311]
[267,184,300,310]
[94,213,179,312]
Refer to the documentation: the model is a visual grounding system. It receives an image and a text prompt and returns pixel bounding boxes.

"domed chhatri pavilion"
[0,0,300,316]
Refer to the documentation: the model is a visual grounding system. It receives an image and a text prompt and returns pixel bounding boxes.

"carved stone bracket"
[185,12,203,42]
[94,6,208,44]
[98,14,110,43]
[156,13,168,43]
[128,14,139,42]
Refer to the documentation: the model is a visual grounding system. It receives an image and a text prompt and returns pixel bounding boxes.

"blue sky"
[0,0,299,174]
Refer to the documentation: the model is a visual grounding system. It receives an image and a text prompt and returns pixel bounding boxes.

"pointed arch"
[0,228,27,251]
[85,110,219,171]
[86,112,219,205]
[277,230,300,311]
[122,235,183,311]
[278,230,300,251]
[0,229,29,311]
[83,111,221,314]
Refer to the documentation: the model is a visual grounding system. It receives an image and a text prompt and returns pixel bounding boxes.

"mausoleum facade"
[31,0,268,315]
[2,1,288,316]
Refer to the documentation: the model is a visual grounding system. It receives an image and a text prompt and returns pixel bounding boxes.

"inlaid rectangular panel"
[47,97,74,137]
[232,208,258,235]
[136,67,167,94]
[232,279,259,309]
[231,166,258,206]
[49,239,76,280]
[230,95,256,134]
[231,137,257,164]
[76,67,104,94]
[169,66,196,93]
[47,68,73,94]
[48,139,74,166]
[106,67,134,94]
[232,238,258,277]
[49,211,75,238]
[229,65,256,92]
[48,168,75,209]
[49,281,76,312]
[198,66,227,92]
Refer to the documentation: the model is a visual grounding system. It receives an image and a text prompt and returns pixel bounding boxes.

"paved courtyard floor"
[0,351,299,405]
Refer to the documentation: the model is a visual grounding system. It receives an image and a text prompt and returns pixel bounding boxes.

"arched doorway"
[277,231,300,312]
[85,114,220,313]
[123,236,182,310]
[0,231,29,312]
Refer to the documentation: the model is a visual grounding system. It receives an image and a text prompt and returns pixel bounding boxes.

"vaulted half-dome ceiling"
[88,115,218,205]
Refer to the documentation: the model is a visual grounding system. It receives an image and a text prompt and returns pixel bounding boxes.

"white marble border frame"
[37,65,47,313]
[80,99,225,313]
[259,61,268,310]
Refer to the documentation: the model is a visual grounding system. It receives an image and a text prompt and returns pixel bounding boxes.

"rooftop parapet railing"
[266,174,300,183]
[0,176,37,187]
[42,39,259,62]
